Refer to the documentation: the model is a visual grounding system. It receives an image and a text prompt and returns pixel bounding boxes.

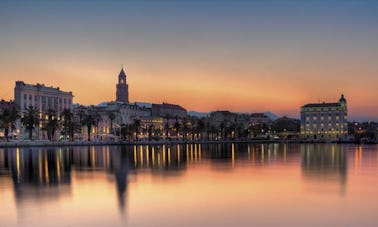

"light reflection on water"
[0,144,377,227]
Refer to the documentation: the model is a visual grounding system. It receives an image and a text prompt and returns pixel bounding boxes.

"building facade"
[14,81,73,116]
[116,68,129,103]
[300,94,348,140]
[249,113,272,126]
[14,81,74,139]
[151,103,187,119]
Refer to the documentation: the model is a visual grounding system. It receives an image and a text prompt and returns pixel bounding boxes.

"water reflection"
[0,144,378,226]
[0,143,311,210]
[301,144,347,195]
[6,148,71,203]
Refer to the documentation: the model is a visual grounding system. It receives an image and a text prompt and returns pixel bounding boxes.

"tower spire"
[116,67,129,103]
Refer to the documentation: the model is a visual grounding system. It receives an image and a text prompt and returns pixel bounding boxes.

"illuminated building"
[14,81,73,139]
[14,81,73,115]
[300,94,348,140]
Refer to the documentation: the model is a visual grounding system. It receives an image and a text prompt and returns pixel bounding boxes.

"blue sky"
[1,0,378,120]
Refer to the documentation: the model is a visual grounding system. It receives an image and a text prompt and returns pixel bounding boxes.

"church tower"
[116,67,129,103]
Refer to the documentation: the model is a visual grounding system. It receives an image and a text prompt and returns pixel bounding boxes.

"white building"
[14,81,74,140]
[300,94,348,140]
[14,81,73,116]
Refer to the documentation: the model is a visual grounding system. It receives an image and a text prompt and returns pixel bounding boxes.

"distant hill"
[264,112,280,120]
[188,110,280,120]
[188,111,209,118]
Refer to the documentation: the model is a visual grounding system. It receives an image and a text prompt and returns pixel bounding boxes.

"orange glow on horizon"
[1,64,378,119]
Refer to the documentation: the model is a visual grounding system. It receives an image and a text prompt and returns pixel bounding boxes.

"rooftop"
[301,102,341,108]
[15,81,73,96]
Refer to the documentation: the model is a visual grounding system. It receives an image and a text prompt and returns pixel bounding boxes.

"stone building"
[300,94,348,140]
[14,81,73,116]
[249,113,272,126]
[151,103,187,119]
[116,68,129,103]
[14,81,74,139]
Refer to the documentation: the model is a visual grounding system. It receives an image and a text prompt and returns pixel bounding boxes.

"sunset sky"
[1,1,378,120]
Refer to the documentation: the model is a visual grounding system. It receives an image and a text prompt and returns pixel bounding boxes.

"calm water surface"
[0,143,377,227]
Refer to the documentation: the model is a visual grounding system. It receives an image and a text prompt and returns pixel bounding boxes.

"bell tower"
[116,67,129,103]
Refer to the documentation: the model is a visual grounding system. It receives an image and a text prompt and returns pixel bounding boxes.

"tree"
[182,118,190,141]
[210,125,217,141]
[173,120,181,140]
[21,106,40,140]
[44,108,59,141]
[93,110,101,138]
[0,106,19,141]
[107,111,116,134]
[120,124,127,141]
[271,117,300,133]
[196,118,205,140]
[164,122,170,140]
[82,113,96,141]
[61,108,79,141]
[148,124,154,141]
[219,121,226,140]
[132,119,141,141]
[76,109,85,136]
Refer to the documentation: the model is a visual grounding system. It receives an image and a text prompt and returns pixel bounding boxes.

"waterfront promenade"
[0,138,374,148]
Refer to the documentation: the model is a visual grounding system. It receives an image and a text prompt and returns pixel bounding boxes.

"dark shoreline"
[0,139,375,148]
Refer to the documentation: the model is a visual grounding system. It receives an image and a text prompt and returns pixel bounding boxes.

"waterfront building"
[0,100,16,111]
[209,111,238,128]
[14,81,73,140]
[0,100,18,139]
[14,81,73,116]
[249,113,272,126]
[75,102,153,141]
[151,103,187,119]
[116,68,129,103]
[300,94,348,140]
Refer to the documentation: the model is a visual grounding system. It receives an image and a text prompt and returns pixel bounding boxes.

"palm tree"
[164,122,170,140]
[148,124,154,141]
[61,108,79,141]
[107,111,116,134]
[76,109,85,137]
[196,118,205,140]
[120,123,127,141]
[182,118,190,141]
[82,113,96,141]
[219,121,226,140]
[132,119,141,141]
[45,108,59,141]
[93,110,102,139]
[0,106,19,142]
[205,121,211,140]
[21,106,40,140]
[173,120,181,140]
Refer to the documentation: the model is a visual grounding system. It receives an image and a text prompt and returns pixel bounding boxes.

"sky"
[0,0,378,121]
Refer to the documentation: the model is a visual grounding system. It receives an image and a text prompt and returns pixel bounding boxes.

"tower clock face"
[120,79,124,83]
